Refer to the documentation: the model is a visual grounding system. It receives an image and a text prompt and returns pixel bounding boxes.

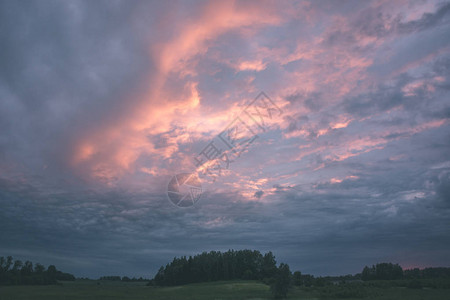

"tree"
[151,250,279,286]
[314,276,326,287]
[154,266,165,285]
[12,260,23,273]
[34,263,45,274]
[292,271,302,286]
[46,265,57,283]
[21,261,33,276]
[0,257,5,272]
[302,274,314,287]
[361,263,403,281]
[261,252,278,280]
[270,263,291,299]
[6,256,13,272]
[361,266,373,281]
[0,256,73,286]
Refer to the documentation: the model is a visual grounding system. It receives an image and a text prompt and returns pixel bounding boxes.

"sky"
[0,0,450,278]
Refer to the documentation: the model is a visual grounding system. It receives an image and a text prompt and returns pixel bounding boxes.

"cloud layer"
[0,0,449,277]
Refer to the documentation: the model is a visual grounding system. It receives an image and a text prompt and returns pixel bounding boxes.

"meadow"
[0,279,449,300]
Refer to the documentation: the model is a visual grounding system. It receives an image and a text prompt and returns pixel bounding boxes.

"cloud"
[0,0,450,278]
[254,190,264,199]
[398,2,450,33]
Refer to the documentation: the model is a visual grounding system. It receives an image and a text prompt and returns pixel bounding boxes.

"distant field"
[0,280,449,300]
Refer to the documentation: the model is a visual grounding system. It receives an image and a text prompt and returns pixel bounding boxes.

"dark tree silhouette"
[151,250,279,286]
[270,263,292,299]
[292,271,302,286]
[404,267,450,279]
[361,263,403,281]
[261,252,278,280]
[0,256,75,286]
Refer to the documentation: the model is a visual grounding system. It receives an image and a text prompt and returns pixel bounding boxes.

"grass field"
[0,280,449,300]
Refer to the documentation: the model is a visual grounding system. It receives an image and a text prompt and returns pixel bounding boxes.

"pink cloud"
[69,1,282,183]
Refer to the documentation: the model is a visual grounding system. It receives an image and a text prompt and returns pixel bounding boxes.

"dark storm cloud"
[0,176,269,277]
[0,0,161,276]
[0,0,156,177]
[270,136,450,273]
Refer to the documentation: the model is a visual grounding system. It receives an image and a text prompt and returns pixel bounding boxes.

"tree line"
[403,267,450,279]
[361,263,403,280]
[361,263,450,281]
[149,250,450,298]
[3,252,449,298]
[148,249,294,298]
[149,250,279,286]
[99,275,148,282]
[0,256,75,285]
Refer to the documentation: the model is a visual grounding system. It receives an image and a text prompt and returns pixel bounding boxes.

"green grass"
[0,280,449,300]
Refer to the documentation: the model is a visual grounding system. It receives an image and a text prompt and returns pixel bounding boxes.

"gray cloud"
[398,2,450,33]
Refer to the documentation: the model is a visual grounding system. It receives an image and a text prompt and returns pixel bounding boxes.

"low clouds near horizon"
[1,0,449,278]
